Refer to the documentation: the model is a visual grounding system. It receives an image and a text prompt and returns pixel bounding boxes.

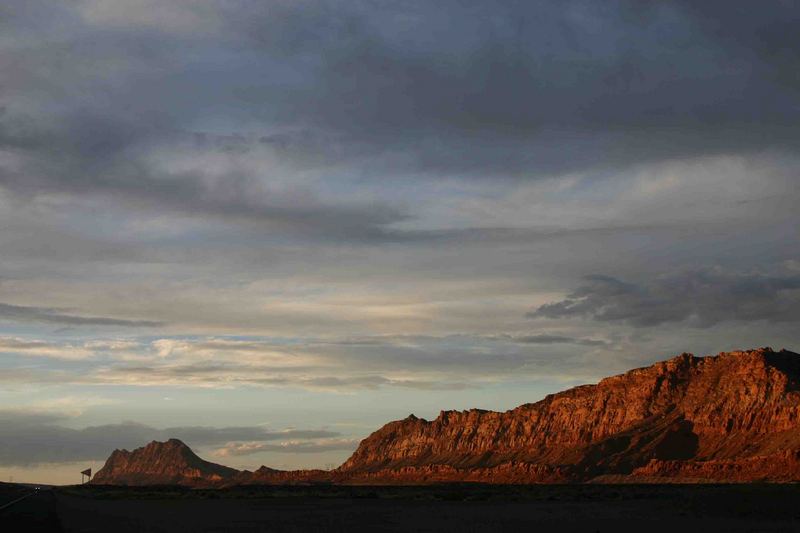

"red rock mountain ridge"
[92,438,239,486]
[92,347,800,485]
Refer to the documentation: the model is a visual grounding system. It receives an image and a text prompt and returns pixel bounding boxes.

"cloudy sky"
[1,0,798,484]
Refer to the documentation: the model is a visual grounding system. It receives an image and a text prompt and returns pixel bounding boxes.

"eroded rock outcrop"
[337,347,800,483]
[232,465,332,485]
[91,438,239,487]
[93,348,800,485]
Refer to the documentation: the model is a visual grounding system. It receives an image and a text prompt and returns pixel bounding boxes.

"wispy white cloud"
[212,438,360,457]
[0,333,611,391]
[0,337,94,360]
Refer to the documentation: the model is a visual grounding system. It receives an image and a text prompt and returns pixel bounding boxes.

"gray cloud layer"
[0,302,163,328]
[0,411,339,466]
[1,1,799,242]
[493,334,608,347]
[530,269,800,328]
[0,2,798,478]
[0,333,602,391]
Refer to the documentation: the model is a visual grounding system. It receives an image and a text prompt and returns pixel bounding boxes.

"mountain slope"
[337,347,800,482]
[91,439,239,486]
[92,347,800,485]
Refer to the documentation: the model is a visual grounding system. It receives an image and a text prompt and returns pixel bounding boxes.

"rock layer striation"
[93,348,800,485]
[338,347,800,483]
[92,438,239,486]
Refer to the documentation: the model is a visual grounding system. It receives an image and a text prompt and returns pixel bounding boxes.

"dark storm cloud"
[0,411,339,466]
[0,1,798,413]
[0,108,408,240]
[673,0,800,89]
[529,269,800,327]
[0,302,164,327]
[229,0,800,176]
[1,0,798,245]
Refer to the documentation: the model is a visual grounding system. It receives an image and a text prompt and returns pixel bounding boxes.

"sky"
[1,0,799,484]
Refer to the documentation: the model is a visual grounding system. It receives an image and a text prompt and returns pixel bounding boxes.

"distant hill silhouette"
[93,347,800,486]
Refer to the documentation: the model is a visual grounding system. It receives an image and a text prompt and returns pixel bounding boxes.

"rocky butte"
[92,347,800,486]
[92,438,239,486]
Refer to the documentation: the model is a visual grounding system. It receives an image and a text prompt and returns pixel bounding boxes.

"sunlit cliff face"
[1,0,799,483]
[76,348,800,486]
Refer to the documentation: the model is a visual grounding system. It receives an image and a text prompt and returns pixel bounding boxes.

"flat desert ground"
[2,484,800,532]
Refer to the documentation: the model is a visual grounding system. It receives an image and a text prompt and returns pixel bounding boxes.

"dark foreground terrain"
[2,483,800,532]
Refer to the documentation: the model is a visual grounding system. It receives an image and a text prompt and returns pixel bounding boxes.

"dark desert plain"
[3,0,800,531]
[3,483,800,533]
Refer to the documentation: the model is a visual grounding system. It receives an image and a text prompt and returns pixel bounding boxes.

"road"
[0,488,62,532]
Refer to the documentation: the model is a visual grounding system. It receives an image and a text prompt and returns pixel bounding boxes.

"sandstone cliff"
[91,438,239,487]
[92,347,800,485]
[337,347,800,483]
